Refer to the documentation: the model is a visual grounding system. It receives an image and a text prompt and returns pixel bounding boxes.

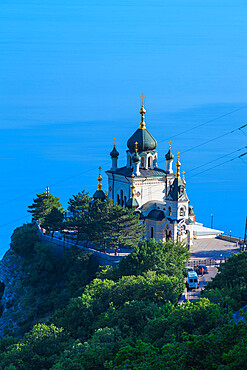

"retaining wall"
[36,224,123,267]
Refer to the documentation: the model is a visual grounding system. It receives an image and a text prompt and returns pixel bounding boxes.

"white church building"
[104,100,223,247]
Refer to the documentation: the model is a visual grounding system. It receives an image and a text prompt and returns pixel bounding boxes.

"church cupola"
[126,174,139,209]
[182,171,186,185]
[165,141,174,174]
[127,97,157,153]
[175,151,181,178]
[93,167,106,201]
[110,137,119,170]
[132,142,141,176]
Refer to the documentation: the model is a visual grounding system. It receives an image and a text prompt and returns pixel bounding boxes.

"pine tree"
[28,192,64,224]
[106,204,145,253]
[87,197,113,252]
[41,207,65,236]
[64,191,92,244]
[88,201,145,253]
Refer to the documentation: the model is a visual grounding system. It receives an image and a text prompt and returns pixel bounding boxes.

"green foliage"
[53,271,184,341]
[100,203,145,251]
[203,251,247,311]
[142,298,224,347]
[0,324,73,370]
[41,207,65,236]
[99,239,190,281]
[107,320,247,369]
[10,223,39,257]
[28,192,64,224]
[64,190,92,244]
[6,223,247,369]
[65,195,145,250]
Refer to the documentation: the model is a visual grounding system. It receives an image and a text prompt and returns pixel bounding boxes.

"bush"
[10,223,39,257]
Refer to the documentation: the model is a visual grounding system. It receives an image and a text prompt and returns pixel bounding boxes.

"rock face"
[0,249,25,336]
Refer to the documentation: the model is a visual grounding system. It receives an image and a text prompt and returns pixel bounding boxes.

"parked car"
[186,266,194,272]
[195,264,208,275]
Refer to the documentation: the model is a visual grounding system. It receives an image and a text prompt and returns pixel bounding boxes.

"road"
[185,266,218,301]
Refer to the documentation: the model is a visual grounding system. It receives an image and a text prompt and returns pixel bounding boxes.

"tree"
[28,192,64,224]
[41,207,65,236]
[115,239,190,279]
[105,204,145,253]
[64,191,92,244]
[10,223,39,257]
[87,198,113,252]
[203,251,247,311]
[67,190,91,217]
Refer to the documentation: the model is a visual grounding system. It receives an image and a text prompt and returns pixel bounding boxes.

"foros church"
[94,98,223,247]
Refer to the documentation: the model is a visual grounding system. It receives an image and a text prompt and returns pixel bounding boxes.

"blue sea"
[0,0,246,258]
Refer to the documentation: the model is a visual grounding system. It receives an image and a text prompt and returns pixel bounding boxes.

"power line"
[187,152,247,179]
[181,124,247,155]
[159,105,247,142]
[0,106,246,211]
[0,215,30,229]
[186,146,247,174]
[0,160,109,207]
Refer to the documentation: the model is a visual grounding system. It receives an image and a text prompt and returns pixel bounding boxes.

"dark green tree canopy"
[41,207,65,236]
[10,223,39,257]
[28,192,64,224]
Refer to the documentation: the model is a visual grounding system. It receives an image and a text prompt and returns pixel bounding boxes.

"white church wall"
[134,178,166,207]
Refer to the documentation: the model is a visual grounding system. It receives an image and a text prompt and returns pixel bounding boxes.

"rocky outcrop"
[0,249,25,336]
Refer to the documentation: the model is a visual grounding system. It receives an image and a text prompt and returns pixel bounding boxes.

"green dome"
[126,197,139,209]
[110,146,119,158]
[165,149,174,160]
[93,190,106,201]
[127,128,157,152]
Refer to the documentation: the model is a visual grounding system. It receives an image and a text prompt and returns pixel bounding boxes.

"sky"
[0,0,247,258]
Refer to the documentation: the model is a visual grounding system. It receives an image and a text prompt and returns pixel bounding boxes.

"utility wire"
[0,153,246,230]
[0,160,109,207]
[159,106,247,142]
[181,124,247,155]
[186,146,247,174]
[187,152,247,179]
[0,215,30,229]
[0,108,246,209]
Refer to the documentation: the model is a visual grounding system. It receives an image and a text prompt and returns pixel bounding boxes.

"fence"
[36,223,123,267]
[187,258,226,267]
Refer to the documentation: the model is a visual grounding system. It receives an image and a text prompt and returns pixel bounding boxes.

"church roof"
[110,146,119,158]
[165,148,174,160]
[126,197,139,209]
[93,190,106,201]
[106,166,169,178]
[146,209,165,221]
[167,176,189,202]
[127,128,157,153]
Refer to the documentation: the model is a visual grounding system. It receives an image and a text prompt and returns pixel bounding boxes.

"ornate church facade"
[103,100,222,247]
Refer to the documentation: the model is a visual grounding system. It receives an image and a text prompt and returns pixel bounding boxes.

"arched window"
[141,157,145,167]
[180,207,185,217]
[120,190,124,206]
[151,227,154,239]
[117,194,120,205]
[169,206,172,216]
[124,196,127,207]
[148,156,151,168]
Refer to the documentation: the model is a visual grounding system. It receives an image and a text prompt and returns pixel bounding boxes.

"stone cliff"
[0,249,25,336]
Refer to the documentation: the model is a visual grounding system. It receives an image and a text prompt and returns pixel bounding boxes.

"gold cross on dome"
[169,140,172,149]
[113,137,116,146]
[140,94,145,104]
